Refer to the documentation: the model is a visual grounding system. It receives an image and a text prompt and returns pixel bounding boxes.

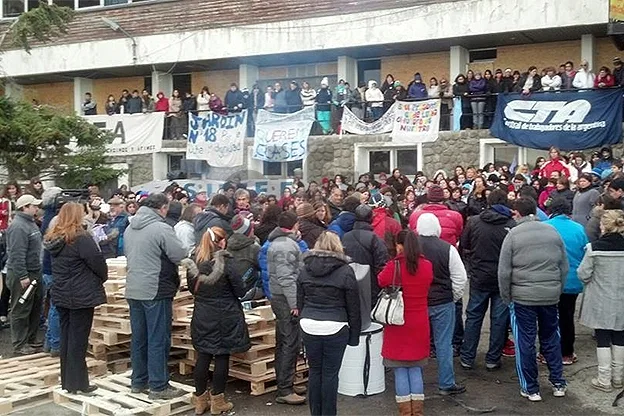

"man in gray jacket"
[124,193,188,400]
[6,194,43,355]
[498,197,569,403]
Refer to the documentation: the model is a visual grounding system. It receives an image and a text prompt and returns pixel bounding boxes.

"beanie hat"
[427,185,445,203]
[231,214,253,236]
[321,77,329,87]
[416,213,441,237]
[601,169,613,180]
[355,204,373,223]
[369,192,386,208]
[296,202,315,219]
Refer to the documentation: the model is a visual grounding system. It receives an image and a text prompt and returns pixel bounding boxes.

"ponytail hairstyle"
[396,229,421,274]
[195,226,227,264]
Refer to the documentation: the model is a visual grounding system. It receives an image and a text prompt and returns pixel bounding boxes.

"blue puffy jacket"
[544,215,588,294]
[327,211,356,239]
[258,231,308,300]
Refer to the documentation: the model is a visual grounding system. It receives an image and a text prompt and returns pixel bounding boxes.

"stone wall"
[421,130,487,173]
[109,154,153,187]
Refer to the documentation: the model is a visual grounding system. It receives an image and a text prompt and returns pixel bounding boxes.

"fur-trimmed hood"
[302,249,352,277]
[196,250,232,285]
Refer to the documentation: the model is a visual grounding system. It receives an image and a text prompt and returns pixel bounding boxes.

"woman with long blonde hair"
[43,202,107,394]
[189,226,250,415]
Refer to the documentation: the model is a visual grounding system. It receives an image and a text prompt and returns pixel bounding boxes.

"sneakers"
[536,353,547,365]
[131,386,149,394]
[460,360,473,370]
[502,339,515,358]
[520,390,542,402]
[591,378,613,393]
[148,386,186,400]
[562,354,578,366]
[486,361,501,371]
[275,393,306,405]
[14,346,39,356]
[552,385,566,397]
[293,385,307,395]
[68,385,98,396]
[439,384,466,396]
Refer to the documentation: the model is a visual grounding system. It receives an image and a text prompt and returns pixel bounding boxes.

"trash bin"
[338,322,385,397]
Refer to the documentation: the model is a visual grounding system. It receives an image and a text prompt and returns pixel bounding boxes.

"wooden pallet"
[90,328,132,346]
[231,343,275,363]
[93,315,133,334]
[53,373,194,416]
[250,370,308,396]
[0,387,54,415]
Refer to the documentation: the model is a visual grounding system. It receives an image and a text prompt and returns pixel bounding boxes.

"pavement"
[1,303,623,415]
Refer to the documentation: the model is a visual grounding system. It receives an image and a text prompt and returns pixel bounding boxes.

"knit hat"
[393,80,401,87]
[231,214,253,236]
[355,204,373,223]
[296,202,315,219]
[614,57,622,64]
[355,182,367,192]
[369,192,386,208]
[321,77,329,87]
[427,185,445,203]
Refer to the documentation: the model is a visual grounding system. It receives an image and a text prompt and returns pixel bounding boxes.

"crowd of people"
[1,143,624,415]
[76,56,624,137]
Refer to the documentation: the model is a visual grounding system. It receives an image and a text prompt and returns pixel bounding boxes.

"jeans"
[43,274,60,351]
[428,302,456,389]
[271,294,301,396]
[394,366,424,397]
[509,303,565,394]
[470,101,485,129]
[460,288,509,366]
[558,294,578,356]
[9,271,43,350]
[128,298,173,392]
[370,106,383,121]
[302,326,349,416]
[58,307,94,392]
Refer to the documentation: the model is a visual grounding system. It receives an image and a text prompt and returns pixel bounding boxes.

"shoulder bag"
[371,259,404,326]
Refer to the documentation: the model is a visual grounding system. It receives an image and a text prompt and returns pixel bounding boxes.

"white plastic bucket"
[338,322,385,396]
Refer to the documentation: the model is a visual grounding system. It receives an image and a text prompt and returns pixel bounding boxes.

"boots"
[193,391,210,415]
[396,395,411,416]
[210,392,233,415]
[411,394,424,416]
[591,347,613,392]
[612,345,624,389]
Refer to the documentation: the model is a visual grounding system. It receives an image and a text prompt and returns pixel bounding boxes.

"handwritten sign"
[186,110,247,167]
[341,102,396,135]
[132,179,294,198]
[84,113,164,155]
[253,106,315,162]
[391,100,441,144]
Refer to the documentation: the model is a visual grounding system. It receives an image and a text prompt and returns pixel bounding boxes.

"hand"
[290,308,299,317]
[20,278,30,289]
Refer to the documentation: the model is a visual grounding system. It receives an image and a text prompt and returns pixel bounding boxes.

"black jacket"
[342,221,389,302]
[515,74,542,93]
[297,250,361,346]
[285,88,303,113]
[386,176,412,196]
[224,89,245,111]
[189,251,251,355]
[126,96,142,114]
[226,233,260,295]
[419,235,453,306]
[255,221,277,246]
[460,206,515,293]
[44,234,107,309]
[327,201,342,221]
[194,208,233,243]
[299,217,326,249]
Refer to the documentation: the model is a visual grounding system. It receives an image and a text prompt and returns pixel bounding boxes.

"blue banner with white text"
[490,89,623,151]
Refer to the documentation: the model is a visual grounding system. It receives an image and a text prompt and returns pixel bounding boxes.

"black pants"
[194,353,229,395]
[9,272,42,350]
[596,329,624,347]
[558,294,578,356]
[58,306,94,392]
[271,294,301,396]
[302,327,349,416]
[453,299,464,348]
[0,273,10,317]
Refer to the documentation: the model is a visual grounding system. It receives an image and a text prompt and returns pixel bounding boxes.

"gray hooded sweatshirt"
[124,206,187,300]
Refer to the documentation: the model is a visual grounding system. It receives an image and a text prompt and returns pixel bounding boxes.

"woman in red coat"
[378,230,433,416]
[539,146,570,179]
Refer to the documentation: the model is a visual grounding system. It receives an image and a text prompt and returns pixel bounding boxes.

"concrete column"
[239,64,259,89]
[581,34,596,71]
[4,82,23,100]
[450,45,469,80]
[338,56,358,85]
[151,71,173,96]
[73,77,94,115]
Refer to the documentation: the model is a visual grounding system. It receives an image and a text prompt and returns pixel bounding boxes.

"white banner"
[253,106,316,162]
[391,100,441,144]
[341,102,397,135]
[133,179,293,197]
[186,111,247,167]
[84,113,164,155]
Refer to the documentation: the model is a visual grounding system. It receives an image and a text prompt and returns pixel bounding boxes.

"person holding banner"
[316,78,333,134]
[365,80,384,121]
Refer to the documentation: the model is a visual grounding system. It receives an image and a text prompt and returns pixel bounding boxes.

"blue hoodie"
[544,215,588,294]
[327,211,356,239]
[407,78,428,99]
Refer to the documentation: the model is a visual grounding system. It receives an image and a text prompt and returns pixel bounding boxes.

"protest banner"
[186,110,247,167]
[133,179,294,198]
[253,106,316,162]
[391,100,441,144]
[340,103,396,135]
[490,89,623,151]
[84,112,164,155]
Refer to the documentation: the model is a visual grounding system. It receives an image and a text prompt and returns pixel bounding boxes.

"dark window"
[104,0,128,5]
[3,0,24,17]
[263,162,282,176]
[168,154,183,172]
[369,151,390,174]
[26,0,39,11]
[53,0,75,7]
[469,49,497,62]
[396,149,418,176]
[173,74,192,96]
[77,0,100,8]
[143,77,152,95]
[286,160,303,177]
[358,59,381,88]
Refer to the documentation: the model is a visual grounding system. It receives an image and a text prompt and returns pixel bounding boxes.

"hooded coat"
[297,250,361,346]
[189,251,251,354]
[298,217,326,249]
[409,204,464,246]
[226,233,261,292]
[154,93,169,112]
[544,215,588,295]
[327,211,356,239]
[44,233,107,309]
[194,208,233,243]
[407,78,428,99]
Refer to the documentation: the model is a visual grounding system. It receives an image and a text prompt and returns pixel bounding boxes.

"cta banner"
[391,100,441,144]
[490,89,623,151]
[253,106,316,162]
[186,110,247,167]
[341,103,396,135]
[84,112,164,155]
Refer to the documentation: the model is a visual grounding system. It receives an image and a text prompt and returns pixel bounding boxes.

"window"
[168,154,183,172]
[173,74,192,95]
[0,0,159,17]
[77,0,100,7]
[469,49,497,62]
[261,160,302,177]
[396,149,418,176]
[2,0,24,18]
[286,160,302,177]
[369,151,390,174]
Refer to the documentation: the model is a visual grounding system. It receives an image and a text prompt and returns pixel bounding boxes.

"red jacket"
[594,74,615,88]
[372,207,402,241]
[539,158,570,179]
[409,205,463,246]
[154,93,169,112]
[379,254,433,361]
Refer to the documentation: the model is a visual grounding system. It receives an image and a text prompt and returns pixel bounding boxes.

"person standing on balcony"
[154,92,169,112]
[316,78,333,134]
[407,73,427,99]
[105,95,117,115]
[573,60,595,89]
[141,90,154,113]
[613,57,624,86]
[168,90,184,140]
[273,82,288,114]
[541,67,562,91]
[285,81,303,114]
[453,74,471,130]
[516,67,542,95]
[224,83,245,112]
[197,87,211,112]
[118,89,130,113]
[594,67,615,89]
[468,72,487,129]
[365,80,384,121]
[126,90,143,114]
[560,61,576,90]
[300,81,317,108]
[82,92,97,116]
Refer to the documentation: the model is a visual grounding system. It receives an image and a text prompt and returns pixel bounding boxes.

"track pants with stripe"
[509,302,566,394]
